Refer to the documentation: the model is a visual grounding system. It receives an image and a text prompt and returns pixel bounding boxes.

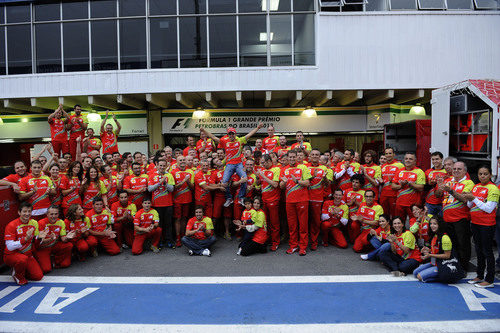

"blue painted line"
[0,281,499,324]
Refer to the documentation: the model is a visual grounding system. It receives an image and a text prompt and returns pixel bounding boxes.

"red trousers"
[320,221,347,248]
[348,220,361,243]
[4,253,43,283]
[112,222,134,248]
[353,229,372,253]
[35,242,73,273]
[380,195,397,218]
[52,140,69,157]
[69,134,84,159]
[174,202,190,219]
[234,202,244,221]
[71,237,97,261]
[263,200,280,247]
[195,200,213,218]
[213,196,232,219]
[132,228,162,255]
[89,235,120,255]
[309,201,322,247]
[286,201,309,251]
[395,204,413,223]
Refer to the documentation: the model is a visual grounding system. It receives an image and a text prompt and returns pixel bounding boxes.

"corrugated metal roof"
[469,79,500,107]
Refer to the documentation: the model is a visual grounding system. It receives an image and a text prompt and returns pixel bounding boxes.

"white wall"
[0,12,498,98]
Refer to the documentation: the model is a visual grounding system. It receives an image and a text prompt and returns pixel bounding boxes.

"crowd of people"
[1,105,499,288]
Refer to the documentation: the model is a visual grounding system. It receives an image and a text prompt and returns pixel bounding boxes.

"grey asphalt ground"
[1,238,392,277]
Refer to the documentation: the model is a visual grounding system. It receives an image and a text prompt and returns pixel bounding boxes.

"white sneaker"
[237,248,242,255]
[202,249,211,256]
[238,199,245,206]
[360,254,368,260]
[223,199,234,207]
[475,282,494,288]
[188,250,194,256]
[122,244,129,249]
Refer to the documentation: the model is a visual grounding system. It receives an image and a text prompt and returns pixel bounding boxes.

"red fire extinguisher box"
[0,186,19,265]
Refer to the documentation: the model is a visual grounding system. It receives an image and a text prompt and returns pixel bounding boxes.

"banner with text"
[162,112,367,135]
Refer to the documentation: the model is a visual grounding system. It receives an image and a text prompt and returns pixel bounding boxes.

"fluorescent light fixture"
[87,112,101,122]
[0,117,3,125]
[262,0,280,11]
[0,139,14,143]
[192,108,208,119]
[302,106,317,118]
[259,32,274,42]
[409,104,426,116]
[42,137,52,142]
[21,118,28,123]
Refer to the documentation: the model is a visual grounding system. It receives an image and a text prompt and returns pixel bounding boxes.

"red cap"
[227,127,236,134]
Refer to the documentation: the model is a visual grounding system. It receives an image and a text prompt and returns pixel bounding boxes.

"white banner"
[162,114,368,134]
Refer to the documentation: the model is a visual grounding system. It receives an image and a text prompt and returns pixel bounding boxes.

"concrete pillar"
[147,110,164,154]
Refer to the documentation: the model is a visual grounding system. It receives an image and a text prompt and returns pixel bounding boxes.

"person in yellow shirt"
[465,165,499,288]
[436,161,475,271]
[414,216,452,283]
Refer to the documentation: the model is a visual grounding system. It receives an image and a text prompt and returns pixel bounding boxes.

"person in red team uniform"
[123,162,149,209]
[308,149,332,250]
[18,160,56,220]
[67,104,88,159]
[197,130,215,155]
[201,123,263,207]
[380,147,404,218]
[280,150,312,255]
[110,191,137,249]
[181,206,216,256]
[4,202,44,285]
[344,174,366,243]
[148,158,175,247]
[34,205,74,273]
[83,128,102,154]
[232,159,258,221]
[132,197,162,255]
[171,156,195,247]
[335,149,361,192]
[60,161,83,216]
[211,158,234,240]
[254,139,267,155]
[100,110,122,155]
[183,136,197,157]
[391,153,425,222]
[194,160,221,218]
[86,197,120,256]
[290,131,312,155]
[360,150,382,201]
[321,189,349,248]
[80,166,108,214]
[0,161,28,193]
[352,190,384,253]
[101,164,119,206]
[256,154,281,251]
[47,163,63,209]
[48,104,69,156]
[424,151,447,216]
[262,125,279,152]
[64,204,96,261]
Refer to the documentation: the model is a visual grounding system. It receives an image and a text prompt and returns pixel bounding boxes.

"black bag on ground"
[436,253,464,284]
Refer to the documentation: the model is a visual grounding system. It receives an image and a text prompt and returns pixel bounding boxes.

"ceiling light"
[87,111,102,122]
[409,104,426,116]
[21,118,28,123]
[0,117,3,125]
[259,32,274,42]
[262,0,280,11]
[302,106,317,118]
[193,108,208,119]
